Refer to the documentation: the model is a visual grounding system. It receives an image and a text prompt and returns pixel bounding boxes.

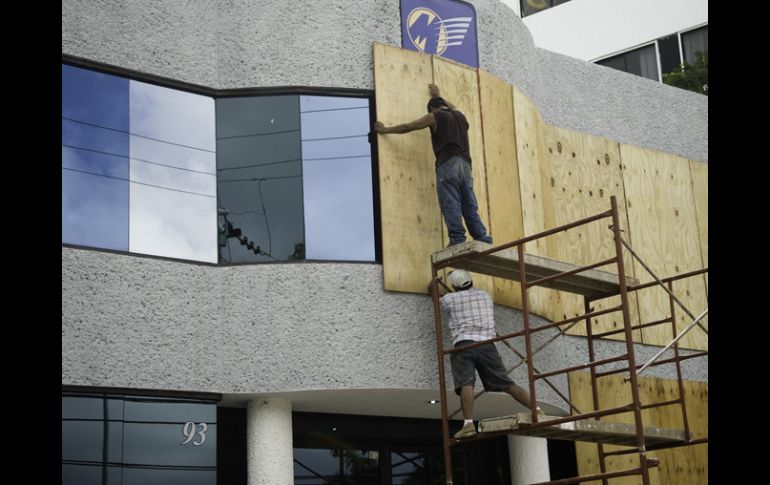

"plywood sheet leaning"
[374,43,443,294]
[477,69,524,308]
[512,86,561,321]
[432,56,493,296]
[620,144,707,350]
[542,125,642,342]
[689,159,708,293]
[569,371,707,485]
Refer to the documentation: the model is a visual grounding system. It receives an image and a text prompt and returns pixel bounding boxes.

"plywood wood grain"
[542,126,641,341]
[478,69,524,308]
[512,86,561,321]
[569,371,707,485]
[374,43,443,294]
[689,159,708,293]
[619,145,707,350]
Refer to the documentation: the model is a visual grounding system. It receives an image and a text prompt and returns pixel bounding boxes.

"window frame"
[61,55,381,265]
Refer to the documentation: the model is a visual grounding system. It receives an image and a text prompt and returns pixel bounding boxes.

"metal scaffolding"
[429,195,708,485]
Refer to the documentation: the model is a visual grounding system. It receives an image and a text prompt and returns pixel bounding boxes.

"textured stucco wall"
[61,0,708,400]
[62,248,707,401]
[62,0,707,162]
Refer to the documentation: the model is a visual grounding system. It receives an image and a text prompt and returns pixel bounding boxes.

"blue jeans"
[436,157,492,245]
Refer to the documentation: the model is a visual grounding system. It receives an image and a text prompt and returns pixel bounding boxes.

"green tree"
[663,51,708,95]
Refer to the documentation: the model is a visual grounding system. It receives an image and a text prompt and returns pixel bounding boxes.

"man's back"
[440,287,496,344]
[431,109,472,167]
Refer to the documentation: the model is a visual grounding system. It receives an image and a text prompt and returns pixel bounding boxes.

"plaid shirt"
[440,287,496,345]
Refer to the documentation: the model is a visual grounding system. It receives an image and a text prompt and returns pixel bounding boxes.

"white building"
[500,0,708,82]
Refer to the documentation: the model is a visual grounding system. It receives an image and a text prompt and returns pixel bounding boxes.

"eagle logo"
[406,7,472,55]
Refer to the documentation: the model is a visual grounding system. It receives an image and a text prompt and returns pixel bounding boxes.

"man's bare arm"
[374,113,436,134]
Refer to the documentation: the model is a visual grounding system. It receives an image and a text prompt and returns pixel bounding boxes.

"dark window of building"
[62,393,217,485]
[520,0,572,18]
[62,64,218,263]
[596,44,659,81]
[658,35,682,75]
[216,95,375,263]
[681,25,708,64]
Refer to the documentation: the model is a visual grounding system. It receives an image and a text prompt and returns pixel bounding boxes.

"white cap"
[448,270,472,289]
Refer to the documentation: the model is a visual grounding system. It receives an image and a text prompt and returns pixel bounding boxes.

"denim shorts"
[450,340,514,395]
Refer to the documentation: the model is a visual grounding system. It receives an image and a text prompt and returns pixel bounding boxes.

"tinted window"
[62,65,217,263]
[62,394,217,485]
[520,0,572,17]
[216,96,303,262]
[62,65,130,251]
[682,25,708,64]
[217,95,376,263]
[301,96,374,261]
[658,35,681,75]
[596,44,659,81]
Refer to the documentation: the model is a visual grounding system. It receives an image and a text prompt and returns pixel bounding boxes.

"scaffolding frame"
[429,195,708,485]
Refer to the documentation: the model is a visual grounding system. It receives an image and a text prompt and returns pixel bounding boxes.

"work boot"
[453,422,476,439]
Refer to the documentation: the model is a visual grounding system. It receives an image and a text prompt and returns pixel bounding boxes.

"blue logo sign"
[401,0,479,68]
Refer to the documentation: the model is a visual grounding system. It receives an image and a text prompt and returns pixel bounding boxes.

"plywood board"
[569,371,707,485]
[432,56,493,296]
[542,125,642,342]
[478,69,524,308]
[619,145,707,350]
[374,43,443,294]
[689,160,708,293]
[512,86,561,321]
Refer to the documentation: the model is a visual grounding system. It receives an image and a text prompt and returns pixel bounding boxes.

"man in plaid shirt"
[437,269,542,439]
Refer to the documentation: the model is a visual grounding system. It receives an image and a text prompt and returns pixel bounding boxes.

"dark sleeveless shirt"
[430,109,472,168]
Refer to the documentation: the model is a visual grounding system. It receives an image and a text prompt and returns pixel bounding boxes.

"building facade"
[62,1,708,484]
[500,0,708,84]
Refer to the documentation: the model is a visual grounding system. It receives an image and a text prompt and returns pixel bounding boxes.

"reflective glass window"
[62,65,129,251]
[217,96,303,262]
[217,95,376,263]
[293,448,342,484]
[128,82,217,263]
[301,96,374,261]
[596,44,659,81]
[62,64,217,263]
[62,393,216,485]
[520,0,572,17]
[682,25,708,64]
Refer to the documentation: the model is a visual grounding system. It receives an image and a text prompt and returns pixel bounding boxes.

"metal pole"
[634,309,708,378]
[670,281,692,441]
[585,296,609,485]
[518,243,539,423]
[430,268,454,485]
[610,195,650,485]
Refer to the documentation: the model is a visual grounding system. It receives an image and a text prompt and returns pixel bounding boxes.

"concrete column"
[507,435,550,485]
[247,397,293,485]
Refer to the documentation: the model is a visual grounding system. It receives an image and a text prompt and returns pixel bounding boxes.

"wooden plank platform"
[432,241,639,298]
[478,413,686,447]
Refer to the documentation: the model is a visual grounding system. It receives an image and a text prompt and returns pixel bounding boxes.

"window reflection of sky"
[129,81,217,263]
[62,65,217,263]
[301,96,374,261]
[63,65,376,265]
[61,65,130,251]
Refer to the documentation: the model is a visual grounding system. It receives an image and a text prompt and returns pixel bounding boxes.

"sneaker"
[453,422,477,439]
[474,235,493,244]
[446,240,466,248]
